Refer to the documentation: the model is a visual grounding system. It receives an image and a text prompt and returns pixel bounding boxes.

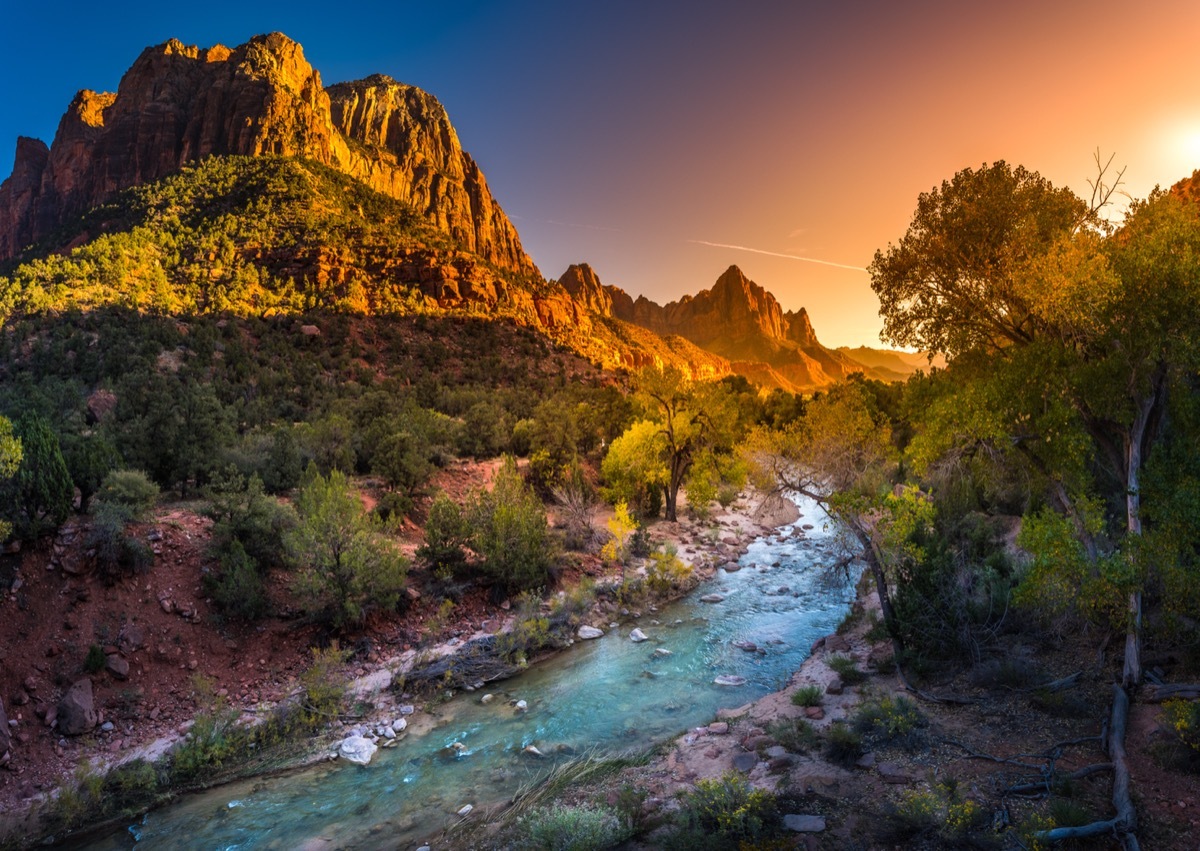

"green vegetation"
[517,804,632,851]
[827,654,867,685]
[851,695,927,749]
[663,773,782,851]
[790,684,824,707]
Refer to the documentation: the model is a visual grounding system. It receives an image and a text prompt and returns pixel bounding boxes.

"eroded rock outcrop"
[0,34,535,275]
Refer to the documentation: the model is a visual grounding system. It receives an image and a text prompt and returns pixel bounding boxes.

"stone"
[707,722,729,735]
[855,752,877,769]
[523,745,544,758]
[825,676,844,695]
[480,694,494,704]
[784,814,826,833]
[765,745,788,759]
[877,762,915,784]
[699,594,725,603]
[456,804,473,817]
[381,726,396,740]
[714,675,747,686]
[825,634,851,653]
[99,721,115,733]
[391,718,407,733]
[654,648,673,657]
[105,654,130,680]
[399,704,415,715]
[118,624,146,653]
[57,678,97,736]
[722,562,742,572]
[804,706,825,720]
[514,700,528,712]
[338,735,378,766]
[577,625,604,640]
[629,628,648,643]
[732,752,758,772]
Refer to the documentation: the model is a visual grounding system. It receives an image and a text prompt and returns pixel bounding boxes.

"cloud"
[687,239,867,272]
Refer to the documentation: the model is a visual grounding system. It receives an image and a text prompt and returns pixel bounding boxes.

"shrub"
[828,654,867,685]
[791,685,823,707]
[890,784,983,841]
[88,500,154,579]
[468,457,555,594]
[205,470,295,568]
[84,644,107,674]
[299,643,351,726]
[417,492,471,574]
[207,539,269,621]
[96,469,160,518]
[825,722,864,767]
[518,803,632,851]
[852,695,927,749]
[645,545,693,596]
[664,773,781,851]
[767,717,819,753]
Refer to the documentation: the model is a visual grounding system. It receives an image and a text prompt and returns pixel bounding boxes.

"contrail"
[688,239,867,272]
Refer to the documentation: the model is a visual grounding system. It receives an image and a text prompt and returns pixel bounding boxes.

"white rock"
[338,735,378,766]
[480,694,494,704]
[523,745,545,757]
[699,594,725,603]
[577,625,604,640]
[457,804,474,817]
[713,675,747,686]
[629,628,649,643]
[654,648,673,657]
[515,700,528,712]
[392,718,407,733]
[381,726,396,740]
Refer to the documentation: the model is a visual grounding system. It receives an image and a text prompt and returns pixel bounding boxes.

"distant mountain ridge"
[560,262,929,390]
[0,33,534,275]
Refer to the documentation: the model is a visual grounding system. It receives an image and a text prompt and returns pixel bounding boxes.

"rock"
[523,745,545,758]
[629,628,648,643]
[381,726,396,740]
[105,654,130,680]
[825,634,851,653]
[117,624,146,653]
[722,562,742,572]
[480,694,494,705]
[456,804,473,817]
[159,598,174,614]
[577,625,604,640]
[699,594,725,603]
[57,678,97,736]
[300,324,321,337]
[0,36,536,278]
[877,762,915,784]
[99,721,115,733]
[399,704,415,716]
[825,676,844,695]
[514,700,528,712]
[707,722,729,735]
[855,752,877,769]
[765,745,789,759]
[784,814,826,833]
[804,707,825,720]
[714,675,747,686]
[734,641,758,653]
[451,742,467,752]
[338,735,378,766]
[654,648,673,657]
[391,718,407,733]
[732,752,758,772]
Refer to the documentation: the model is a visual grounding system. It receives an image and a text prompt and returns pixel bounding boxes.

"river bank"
[0,486,807,848]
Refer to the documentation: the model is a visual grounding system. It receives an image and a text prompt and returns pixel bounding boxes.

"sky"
[3,0,1200,348]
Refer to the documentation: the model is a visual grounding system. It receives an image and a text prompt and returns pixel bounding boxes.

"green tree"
[62,432,121,514]
[0,416,22,540]
[9,413,73,538]
[601,419,668,519]
[468,456,555,594]
[416,492,471,575]
[371,430,432,497]
[285,467,408,629]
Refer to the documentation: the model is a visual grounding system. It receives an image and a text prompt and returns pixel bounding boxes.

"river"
[85,494,857,850]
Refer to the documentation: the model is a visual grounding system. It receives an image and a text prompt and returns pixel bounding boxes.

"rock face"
[559,263,870,390]
[57,678,97,736]
[0,33,535,275]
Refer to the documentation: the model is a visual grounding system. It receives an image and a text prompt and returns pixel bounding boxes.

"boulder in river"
[699,594,725,603]
[577,625,604,640]
[714,675,747,686]
[629,628,649,643]
[338,735,378,766]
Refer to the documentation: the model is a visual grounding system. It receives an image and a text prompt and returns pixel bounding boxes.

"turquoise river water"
[85,495,856,850]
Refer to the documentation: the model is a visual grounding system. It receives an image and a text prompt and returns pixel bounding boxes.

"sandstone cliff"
[0,34,535,275]
[560,263,870,390]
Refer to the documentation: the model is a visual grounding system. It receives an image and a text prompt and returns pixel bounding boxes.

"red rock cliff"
[0,34,536,276]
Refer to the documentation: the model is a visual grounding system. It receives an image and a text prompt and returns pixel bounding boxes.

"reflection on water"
[84,495,856,850]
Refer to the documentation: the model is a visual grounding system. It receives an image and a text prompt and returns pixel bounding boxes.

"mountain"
[0,33,533,276]
[561,262,878,390]
[835,346,944,379]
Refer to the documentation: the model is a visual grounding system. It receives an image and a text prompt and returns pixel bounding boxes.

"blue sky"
[4,0,1200,346]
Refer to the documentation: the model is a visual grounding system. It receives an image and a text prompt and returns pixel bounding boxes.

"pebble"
[515,700,528,712]
[456,804,473,817]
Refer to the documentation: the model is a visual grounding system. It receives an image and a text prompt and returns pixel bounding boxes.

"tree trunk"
[849,520,904,653]
[1121,392,1154,689]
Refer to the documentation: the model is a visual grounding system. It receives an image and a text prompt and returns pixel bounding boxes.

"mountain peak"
[0,34,535,274]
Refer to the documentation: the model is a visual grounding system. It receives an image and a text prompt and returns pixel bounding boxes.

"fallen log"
[1020,671,1082,694]
[1141,683,1200,702]
[1034,684,1137,849]
[1005,762,1112,796]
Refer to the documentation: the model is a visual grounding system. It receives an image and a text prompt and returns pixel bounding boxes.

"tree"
[634,366,737,522]
[8,413,73,538]
[468,456,555,595]
[601,419,668,519]
[285,467,408,629]
[371,430,432,497]
[0,416,22,540]
[416,492,471,575]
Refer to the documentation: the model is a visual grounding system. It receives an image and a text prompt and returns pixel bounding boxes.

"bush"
[791,685,823,707]
[416,492,470,575]
[645,545,693,596]
[84,644,107,674]
[88,501,154,579]
[825,722,863,766]
[828,654,867,685]
[665,773,781,851]
[205,470,295,568]
[890,784,984,842]
[207,539,269,621]
[852,695,927,749]
[767,717,819,753]
[300,643,351,726]
[518,803,632,851]
[96,469,160,518]
[468,456,555,594]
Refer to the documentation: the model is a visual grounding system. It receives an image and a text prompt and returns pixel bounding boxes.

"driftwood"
[404,636,521,690]
[1033,684,1138,849]
[1141,683,1200,703]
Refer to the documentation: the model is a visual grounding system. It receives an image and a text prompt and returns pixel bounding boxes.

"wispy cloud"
[688,239,867,272]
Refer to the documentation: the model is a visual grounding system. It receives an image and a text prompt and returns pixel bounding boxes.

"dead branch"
[1033,684,1137,847]
[1019,671,1082,694]
[1142,683,1200,702]
[1005,762,1113,796]
[942,739,1046,771]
